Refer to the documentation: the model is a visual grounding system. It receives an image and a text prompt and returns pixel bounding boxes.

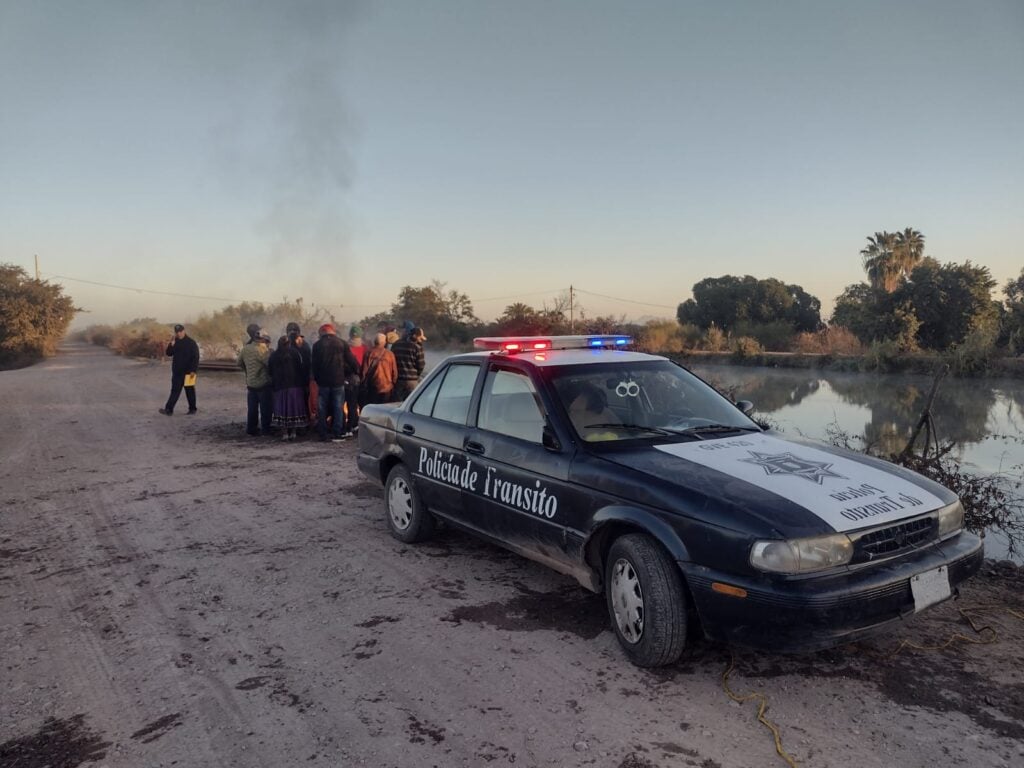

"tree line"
[15,227,1024,374]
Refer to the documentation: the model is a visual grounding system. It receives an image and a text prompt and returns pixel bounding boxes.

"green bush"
[945,325,999,376]
[731,321,795,352]
[0,264,77,368]
[860,340,902,372]
[677,323,703,349]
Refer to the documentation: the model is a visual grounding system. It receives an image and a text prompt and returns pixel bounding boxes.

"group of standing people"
[235,321,427,442]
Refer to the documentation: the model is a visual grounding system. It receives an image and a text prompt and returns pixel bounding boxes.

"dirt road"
[2,344,1023,768]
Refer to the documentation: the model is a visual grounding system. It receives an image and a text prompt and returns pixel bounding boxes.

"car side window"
[478,368,545,443]
[425,363,479,424]
[410,370,443,416]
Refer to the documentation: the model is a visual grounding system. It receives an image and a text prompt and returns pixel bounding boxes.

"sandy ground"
[1,343,1023,768]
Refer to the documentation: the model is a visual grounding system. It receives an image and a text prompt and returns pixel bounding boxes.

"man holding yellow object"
[159,323,200,416]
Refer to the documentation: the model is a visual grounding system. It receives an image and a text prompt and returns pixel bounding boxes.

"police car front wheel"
[605,534,687,667]
[385,465,435,543]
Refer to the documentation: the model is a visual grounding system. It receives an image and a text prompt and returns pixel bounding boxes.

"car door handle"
[402,424,416,435]
[464,440,485,455]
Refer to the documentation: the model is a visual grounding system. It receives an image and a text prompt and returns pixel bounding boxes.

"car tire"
[385,464,435,543]
[605,534,687,667]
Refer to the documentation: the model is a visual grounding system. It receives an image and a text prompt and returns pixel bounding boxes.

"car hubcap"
[388,477,413,530]
[610,557,644,643]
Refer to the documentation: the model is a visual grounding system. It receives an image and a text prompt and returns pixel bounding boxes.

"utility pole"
[35,254,40,281]
[569,284,574,333]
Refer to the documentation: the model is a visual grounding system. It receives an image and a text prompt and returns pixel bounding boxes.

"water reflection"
[688,365,1023,471]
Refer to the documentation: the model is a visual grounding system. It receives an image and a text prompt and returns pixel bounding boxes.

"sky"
[1,0,1022,329]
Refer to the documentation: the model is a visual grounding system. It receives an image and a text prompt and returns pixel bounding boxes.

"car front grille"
[852,515,937,562]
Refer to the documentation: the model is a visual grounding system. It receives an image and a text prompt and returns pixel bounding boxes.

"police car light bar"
[473,335,633,353]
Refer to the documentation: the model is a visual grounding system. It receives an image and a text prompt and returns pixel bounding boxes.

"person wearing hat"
[390,326,427,401]
[345,326,366,435]
[236,324,273,436]
[311,323,359,441]
[159,324,200,415]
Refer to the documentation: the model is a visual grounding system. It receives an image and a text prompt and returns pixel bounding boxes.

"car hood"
[595,431,954,536]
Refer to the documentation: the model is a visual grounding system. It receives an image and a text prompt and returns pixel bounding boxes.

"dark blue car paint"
[356,351,983,652]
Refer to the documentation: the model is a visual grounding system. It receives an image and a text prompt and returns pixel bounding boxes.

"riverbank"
[673,350,1024,378]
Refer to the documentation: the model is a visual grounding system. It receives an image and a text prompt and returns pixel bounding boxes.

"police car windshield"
[550,361,759,443]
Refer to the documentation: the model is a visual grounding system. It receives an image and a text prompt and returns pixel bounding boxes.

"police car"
[356,335,983,667]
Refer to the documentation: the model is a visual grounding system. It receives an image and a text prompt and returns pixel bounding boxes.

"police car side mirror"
[542,425,561,452]
[735,400,755,417]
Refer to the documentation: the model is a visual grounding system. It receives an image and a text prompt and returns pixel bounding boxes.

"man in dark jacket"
[159,324,200,415]
[311,323,359,441]
[390,326,426,401]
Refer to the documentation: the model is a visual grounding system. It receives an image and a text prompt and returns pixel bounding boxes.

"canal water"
[688,364,1024,561]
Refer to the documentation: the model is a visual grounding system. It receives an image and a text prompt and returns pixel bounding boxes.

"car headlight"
[750,533,854,574]
[937,500,964,538]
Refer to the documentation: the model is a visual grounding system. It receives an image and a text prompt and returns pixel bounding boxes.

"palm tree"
[861,231,900,292]
[894,228,925,278]
[860,229,925,292]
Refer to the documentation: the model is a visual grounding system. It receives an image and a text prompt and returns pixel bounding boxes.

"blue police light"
[586,335,632,348]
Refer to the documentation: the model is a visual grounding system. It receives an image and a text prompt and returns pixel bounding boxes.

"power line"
[472,288,567,303]
[48,274,245,304]
[44,272,392,310]
[45,271,676,315]
[45,271,566,310]
[573,287,678,310]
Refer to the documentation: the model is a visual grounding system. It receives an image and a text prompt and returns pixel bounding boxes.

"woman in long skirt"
[268,336,309,441]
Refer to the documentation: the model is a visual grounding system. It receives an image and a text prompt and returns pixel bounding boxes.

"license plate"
[911,566,951,612]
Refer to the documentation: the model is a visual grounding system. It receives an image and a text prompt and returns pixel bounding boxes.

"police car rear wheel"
[605,534,687,667]
[385,465,434,543]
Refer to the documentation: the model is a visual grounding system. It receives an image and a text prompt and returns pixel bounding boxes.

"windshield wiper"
[581,422,761,440]
[583,422,675,436]
[676,423,761,439]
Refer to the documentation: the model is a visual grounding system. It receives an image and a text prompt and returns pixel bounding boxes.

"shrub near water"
[793,326,864,355]
[731,320,795,352]
[636,319,688,354]
[945,324,999,377]
[731,336,764,360]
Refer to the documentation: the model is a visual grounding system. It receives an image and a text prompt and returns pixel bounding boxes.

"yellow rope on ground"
[719,603,1021,766]
[722,652,800,768]
[886,606,1000,657]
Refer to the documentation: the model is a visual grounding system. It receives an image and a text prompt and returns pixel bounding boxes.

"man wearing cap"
[159,324,200,415]
[236,324,273,436]
[311,323,359,441]
[390,326,427,401]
